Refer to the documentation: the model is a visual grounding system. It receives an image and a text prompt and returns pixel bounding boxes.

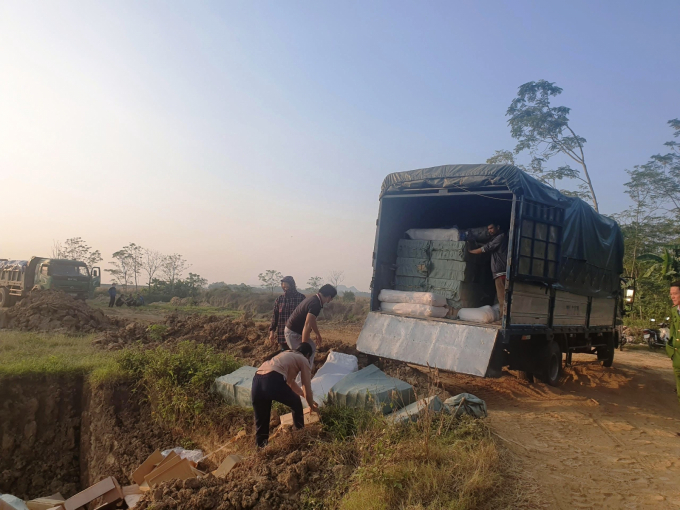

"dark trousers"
[108,295,115,307]
[251,372,304,447]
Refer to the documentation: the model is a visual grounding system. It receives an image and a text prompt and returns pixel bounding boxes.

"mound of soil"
[94,313,363,369]
[135,430,345,510]
[5,290,119,333]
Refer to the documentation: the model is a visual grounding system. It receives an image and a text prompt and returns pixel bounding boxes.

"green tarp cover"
[381,164,624,297]
[213,366,258,407]
[397,239,467,261]
[394,276,490,308]
[443,393,488,418]
[328,364,415,415]
[386,396,444,424]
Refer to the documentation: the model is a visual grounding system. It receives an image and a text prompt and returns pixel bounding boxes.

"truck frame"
[356,164,624,385]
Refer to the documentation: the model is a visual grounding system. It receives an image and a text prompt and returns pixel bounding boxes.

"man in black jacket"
[269,276,306,351]
[468,223,508,314]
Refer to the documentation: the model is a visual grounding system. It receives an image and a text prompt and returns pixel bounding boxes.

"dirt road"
[327,322,680,509]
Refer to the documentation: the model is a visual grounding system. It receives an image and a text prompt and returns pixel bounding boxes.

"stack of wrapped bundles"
[378,289,448,318]
[394,238,492,309]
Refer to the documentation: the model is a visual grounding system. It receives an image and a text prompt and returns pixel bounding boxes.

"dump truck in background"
[0,257,101,307]
[356,164,625,386]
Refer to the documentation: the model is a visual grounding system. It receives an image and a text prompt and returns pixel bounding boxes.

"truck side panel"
[553,291,588,326]
[590,297,617,327]
[508,282,549,326]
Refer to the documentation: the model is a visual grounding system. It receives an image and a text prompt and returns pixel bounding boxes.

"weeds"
[118,341,241,426]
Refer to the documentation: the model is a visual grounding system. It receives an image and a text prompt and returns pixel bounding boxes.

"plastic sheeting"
[310,351,358,407]
[212,366,258,407]
[457,304,500,324]
[394,276,491,309]
[443,393,488,418]
[327,364,415,414]
[405,228,461,241]
[0,495,28,510]
[386,396,444,424]
[378,289,447,307]
[381,164,624,297]
[161,448,204,464]
[397,239,468,262]
[380,302,448,318]
[0,260,27,272]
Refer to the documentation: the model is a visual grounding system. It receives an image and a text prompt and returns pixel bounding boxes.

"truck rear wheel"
[597,335,615,368]
[0,287,12,308]
[539,341,562,386]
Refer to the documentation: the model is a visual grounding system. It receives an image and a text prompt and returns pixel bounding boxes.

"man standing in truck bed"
[468,223,508,315]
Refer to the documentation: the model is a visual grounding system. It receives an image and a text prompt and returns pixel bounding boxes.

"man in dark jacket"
[269,276,306,351]
[468,223,508,314]
[108,284,117,308]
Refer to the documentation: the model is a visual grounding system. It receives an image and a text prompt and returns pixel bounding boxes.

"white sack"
[0,495,28,510]
[457,305,500,324]
[378,289,447,307]
[405,228,460,241]
[381,302,448,318]
[310,351,358,407]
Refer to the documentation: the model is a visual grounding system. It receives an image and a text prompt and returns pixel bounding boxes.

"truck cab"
[31,259,101,299]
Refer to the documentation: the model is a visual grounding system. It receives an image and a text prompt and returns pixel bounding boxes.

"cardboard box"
[143,454,183,485]
[146,458,196,487]
[280,407,319,427]
[26,499,66,510]
[63,477,123,510]
[212,454,243,477]
[124,495,142,509]
[122,485,141,496]
[131,450,164,485]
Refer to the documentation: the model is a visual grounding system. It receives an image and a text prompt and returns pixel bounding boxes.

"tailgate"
[356,312,499,377]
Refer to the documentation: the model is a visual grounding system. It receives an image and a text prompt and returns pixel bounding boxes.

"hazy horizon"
[2,1,678,290]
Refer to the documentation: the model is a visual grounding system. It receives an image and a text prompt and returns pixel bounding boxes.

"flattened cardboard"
[27,499,67,510]
[122,485,141,496]
[146,458,196,487]
[63,477,122,510]
[143,454,183,485]
[131,449,164,485]
[124,495,142,509]
[212,454,243,477]
[280,407,319,427]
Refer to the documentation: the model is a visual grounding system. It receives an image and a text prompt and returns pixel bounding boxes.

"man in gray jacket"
[468,223,508,314]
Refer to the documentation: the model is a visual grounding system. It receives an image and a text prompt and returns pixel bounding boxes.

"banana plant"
[637,245,680,281]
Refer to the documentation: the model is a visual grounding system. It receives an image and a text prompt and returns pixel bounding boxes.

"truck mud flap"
[356,312,499,377]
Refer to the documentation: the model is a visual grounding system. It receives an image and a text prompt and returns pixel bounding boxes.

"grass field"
[0,330,120,381]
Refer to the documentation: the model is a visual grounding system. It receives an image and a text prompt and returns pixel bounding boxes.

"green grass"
[0,330,121,381]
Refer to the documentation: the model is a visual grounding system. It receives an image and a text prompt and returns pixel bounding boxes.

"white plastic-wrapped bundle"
[457,304,500,324]
[381,301,448,318]
[310,351,359,407]
[405,228,460,241]
[378,289,447,307]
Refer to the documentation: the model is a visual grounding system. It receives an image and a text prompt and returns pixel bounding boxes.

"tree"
[122,243,144,290]
[161,253,190,292]
[51,237,102,270]
[141,248,164,290]
[307,276,323,292]
[490,80,598,210]
[258,270,283,294]
[106,249,133,290]
[638,247,680,282]
[342,291,356,302]
[208,281,229,290]
[185,273,208,297]
[328,270,344,289]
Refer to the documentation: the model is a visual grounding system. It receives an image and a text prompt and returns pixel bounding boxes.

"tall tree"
[161,253,190,292]
[106,249,133,290]
[51,237,102,270]
[258,270,283,294]
[490,80,598,210]
[123,243,144,290]
[307,276,323,292]
[328,270,345,289]
[142,248,164,290]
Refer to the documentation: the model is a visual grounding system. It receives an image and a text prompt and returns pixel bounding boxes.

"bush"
[118,341,241,426]
[342,291,356,303]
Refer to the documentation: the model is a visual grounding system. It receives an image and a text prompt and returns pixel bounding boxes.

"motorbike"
[644,318,670,350]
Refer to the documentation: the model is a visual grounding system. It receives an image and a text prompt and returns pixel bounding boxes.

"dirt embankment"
[2,290,123,333]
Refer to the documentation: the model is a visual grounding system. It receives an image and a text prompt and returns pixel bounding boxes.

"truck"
[0,257,101,307]
[356,164,625,386]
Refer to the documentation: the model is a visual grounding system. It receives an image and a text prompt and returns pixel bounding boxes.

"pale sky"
[1,1,678,290]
